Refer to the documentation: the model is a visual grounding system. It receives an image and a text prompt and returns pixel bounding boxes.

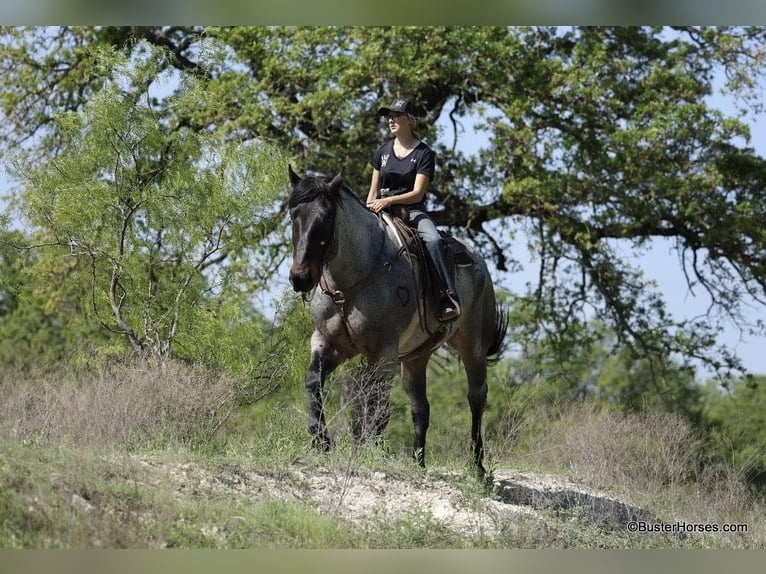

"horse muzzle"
[289,260,320,292]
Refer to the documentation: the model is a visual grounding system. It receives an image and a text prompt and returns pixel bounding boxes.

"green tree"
[0,227,117,369]
[702,375,766,486]
[6,43,288,362]
[2,26,766,380]
[590,343,701,418]
[0,228,23,318]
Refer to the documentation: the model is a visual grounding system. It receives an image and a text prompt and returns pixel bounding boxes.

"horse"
[287,166,507,477]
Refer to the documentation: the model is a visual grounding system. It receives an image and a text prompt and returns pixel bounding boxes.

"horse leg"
[305,339,340,452]
[348,354,396,445]
[463,357,488,478]
[401,354,431,468]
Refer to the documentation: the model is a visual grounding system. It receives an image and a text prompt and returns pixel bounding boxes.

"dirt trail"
[132,457,655,539]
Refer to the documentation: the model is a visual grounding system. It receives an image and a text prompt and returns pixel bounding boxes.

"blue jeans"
[409,208,458,300]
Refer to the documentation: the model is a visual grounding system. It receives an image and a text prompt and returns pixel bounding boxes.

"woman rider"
[366,98,460,322]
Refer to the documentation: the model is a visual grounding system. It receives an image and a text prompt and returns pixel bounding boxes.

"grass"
[511,400,766,548]
[0,360,244,451]
[0,359,764,548]
[0,442,511,548]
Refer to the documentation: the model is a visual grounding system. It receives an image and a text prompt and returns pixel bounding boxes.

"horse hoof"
[309,424,332,452]
[310,433,332,452]
[474,461,492,485]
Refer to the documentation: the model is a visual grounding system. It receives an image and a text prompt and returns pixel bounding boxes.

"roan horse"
[287,166,507,476]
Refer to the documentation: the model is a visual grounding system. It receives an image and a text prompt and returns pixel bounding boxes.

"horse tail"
[486,304,509,364]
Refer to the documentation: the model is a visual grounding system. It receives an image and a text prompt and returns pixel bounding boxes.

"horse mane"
[288,172,366,212]
[289,174,343,208]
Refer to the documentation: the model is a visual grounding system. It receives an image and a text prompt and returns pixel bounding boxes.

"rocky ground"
[125,456,660,544]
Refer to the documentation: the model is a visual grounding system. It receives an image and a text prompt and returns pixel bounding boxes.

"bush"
[522,401,702,492]
[0,360,252,450]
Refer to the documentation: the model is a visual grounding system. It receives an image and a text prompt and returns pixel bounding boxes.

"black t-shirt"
[371,139,435,207]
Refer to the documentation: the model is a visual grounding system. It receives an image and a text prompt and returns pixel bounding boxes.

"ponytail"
[407,113,419,139]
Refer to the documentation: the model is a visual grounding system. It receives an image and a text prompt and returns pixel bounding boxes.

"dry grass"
[0,360,248,450]
[517,400,766,547]
[524,402,701,491]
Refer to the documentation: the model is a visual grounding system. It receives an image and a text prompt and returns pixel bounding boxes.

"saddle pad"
[381,212,474,267]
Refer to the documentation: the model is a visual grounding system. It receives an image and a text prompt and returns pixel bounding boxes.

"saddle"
[381,209,474,314]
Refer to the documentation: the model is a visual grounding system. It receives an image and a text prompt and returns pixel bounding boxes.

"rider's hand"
[367,197,391,213]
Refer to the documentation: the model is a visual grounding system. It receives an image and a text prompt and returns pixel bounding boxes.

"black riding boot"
[425,236,460,322]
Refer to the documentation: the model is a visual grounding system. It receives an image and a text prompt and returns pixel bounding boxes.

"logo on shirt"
[381,153,390,167]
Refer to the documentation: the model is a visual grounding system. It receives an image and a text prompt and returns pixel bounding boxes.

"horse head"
[287,165,344,292]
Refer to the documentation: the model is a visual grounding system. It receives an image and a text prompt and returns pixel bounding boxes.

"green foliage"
[9,43,289,361]
[0,227,118,370]
[702,375,766,486]
[0,228,23,317]
[1,26,766,386]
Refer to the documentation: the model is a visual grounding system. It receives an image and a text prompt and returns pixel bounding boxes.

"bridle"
[315,200,403,304]
[318,223,397,305]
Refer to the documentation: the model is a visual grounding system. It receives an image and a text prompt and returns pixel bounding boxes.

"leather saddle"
[381,209,474,310]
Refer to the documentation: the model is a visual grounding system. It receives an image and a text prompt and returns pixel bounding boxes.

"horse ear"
[288,164,302,186]
[328,170,343,193]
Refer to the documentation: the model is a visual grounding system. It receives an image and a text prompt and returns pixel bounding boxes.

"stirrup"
[438,291,461,322]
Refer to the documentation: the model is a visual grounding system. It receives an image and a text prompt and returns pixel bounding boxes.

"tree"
[702,375,766,486]
[0,227,23,318]
[2,26,766,379]
[0,227,117,369]
[5,42,288,361]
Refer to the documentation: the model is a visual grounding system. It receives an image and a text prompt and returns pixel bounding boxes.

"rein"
[318,216,401,304]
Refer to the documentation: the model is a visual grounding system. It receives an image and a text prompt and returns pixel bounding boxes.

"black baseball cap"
[378,98,417,116]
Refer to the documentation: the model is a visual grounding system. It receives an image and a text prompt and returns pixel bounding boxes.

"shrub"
[0,360,251,450]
